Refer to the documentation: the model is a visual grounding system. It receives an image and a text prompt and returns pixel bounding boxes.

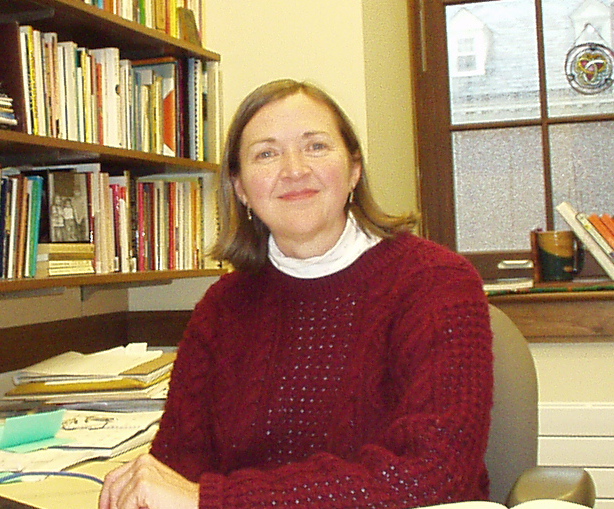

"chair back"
[486,305,539,504]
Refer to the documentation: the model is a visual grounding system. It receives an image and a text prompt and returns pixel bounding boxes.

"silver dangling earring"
[348,190,355,204]
[246,205,253,221]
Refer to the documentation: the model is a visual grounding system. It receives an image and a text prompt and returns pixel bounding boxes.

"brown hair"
[211,79,418,272]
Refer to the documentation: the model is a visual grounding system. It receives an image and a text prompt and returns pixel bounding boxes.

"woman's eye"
[256,149,275,160]
[308,142,328,152]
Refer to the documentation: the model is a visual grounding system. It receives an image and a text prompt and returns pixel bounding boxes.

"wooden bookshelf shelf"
[1,0,220,62]
[0,267,227,293]
[0,130,220,173]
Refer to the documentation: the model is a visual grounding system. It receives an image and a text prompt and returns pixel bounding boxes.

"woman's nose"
[280,150,309,178]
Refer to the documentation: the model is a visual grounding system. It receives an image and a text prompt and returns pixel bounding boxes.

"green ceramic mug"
[534,230,584,281]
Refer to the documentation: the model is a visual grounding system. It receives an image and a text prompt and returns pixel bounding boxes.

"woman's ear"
[232,176,248,206]
[350,158,362,190]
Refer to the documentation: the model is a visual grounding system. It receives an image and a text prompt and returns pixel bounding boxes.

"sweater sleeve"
[154,260,493,509]
[149,284,222,480]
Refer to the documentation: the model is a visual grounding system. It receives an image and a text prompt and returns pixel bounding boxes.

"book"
[6,362,172,396]
[132,57,179,157]
[589,214,614,250]
[411,501,592,509]
[90,47,122,148]
[25,175,43,278]
[37,242,95,258]
[47,170,90,243]
[556,201,614,280]
[187,57,203,161]
[483,277,534,294]
[576,212,614,260]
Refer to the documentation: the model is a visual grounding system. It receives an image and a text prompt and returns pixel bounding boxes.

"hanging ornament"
[565,23,614,95]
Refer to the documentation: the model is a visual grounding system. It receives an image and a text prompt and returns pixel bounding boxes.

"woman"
[100,79,493,509]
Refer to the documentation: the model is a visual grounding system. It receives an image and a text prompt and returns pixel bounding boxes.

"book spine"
[20,26,38,135]
[556,202,614,280]
[576,212,614,259]
[6,176,19,279]
[27,176,43,278]
[600,214,614,243]
[588,214,614,251]
[32,29,47,137]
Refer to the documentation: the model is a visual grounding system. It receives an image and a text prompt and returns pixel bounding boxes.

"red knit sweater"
[150,232,493,509]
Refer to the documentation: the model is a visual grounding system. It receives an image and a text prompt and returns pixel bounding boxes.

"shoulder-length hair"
[210,79,418,272]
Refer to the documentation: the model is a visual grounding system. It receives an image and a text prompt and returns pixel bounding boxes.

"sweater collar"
[267,213,382,279]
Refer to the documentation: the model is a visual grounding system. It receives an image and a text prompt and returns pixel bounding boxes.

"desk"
[0,445,148,509]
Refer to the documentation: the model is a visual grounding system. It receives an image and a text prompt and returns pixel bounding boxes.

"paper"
[55,410,162,450]
[0,410,162,474]
[0,411,69,452]
[14,344,162,384]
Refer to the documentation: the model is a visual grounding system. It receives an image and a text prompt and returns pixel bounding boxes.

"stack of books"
[0,89,16,129]
[36,243,95,277]
[2,344,176,405]
[556,201,614,280]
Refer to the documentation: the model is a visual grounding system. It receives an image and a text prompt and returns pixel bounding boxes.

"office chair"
[486,305,596,507]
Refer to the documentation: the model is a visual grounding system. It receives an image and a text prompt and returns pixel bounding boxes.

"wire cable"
[0,471,104,485]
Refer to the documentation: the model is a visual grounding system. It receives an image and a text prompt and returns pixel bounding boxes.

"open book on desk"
[424,500,588,509]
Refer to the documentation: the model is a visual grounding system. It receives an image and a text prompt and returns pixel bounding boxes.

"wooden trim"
[492,298,614,344]
[0,268,225,293]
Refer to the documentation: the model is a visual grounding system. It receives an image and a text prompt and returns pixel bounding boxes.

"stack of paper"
[2,344,175,404]
[0,409,163,475]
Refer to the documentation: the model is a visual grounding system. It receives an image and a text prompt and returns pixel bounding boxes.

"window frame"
[409,0,607,280]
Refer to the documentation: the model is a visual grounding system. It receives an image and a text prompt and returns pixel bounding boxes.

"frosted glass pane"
[453,127,546,252]
[550,121,614,229]
[543,0,614,117]
[446,0,540,124]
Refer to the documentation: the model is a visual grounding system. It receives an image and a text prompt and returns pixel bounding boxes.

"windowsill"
[487,278,614,303]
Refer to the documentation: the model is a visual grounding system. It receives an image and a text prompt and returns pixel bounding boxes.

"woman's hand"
[99,453,199,509]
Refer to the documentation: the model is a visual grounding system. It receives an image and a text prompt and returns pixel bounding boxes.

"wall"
[129,0,417,311]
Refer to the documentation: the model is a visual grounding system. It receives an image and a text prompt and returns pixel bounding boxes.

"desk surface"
[0,445,148,509]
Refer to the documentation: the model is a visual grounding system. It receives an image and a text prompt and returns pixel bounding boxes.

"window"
[411,0,614,280]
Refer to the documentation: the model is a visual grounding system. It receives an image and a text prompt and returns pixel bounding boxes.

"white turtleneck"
[268,213,382,279]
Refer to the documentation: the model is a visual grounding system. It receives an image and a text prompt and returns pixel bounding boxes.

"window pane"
[446,0,541,124]
[550,121,614,229]
[543,0,614,117]
[453,127,546,252]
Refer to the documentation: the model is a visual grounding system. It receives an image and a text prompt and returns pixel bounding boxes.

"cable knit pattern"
[150,232,493,509]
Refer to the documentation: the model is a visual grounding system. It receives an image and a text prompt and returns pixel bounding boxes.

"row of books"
[6,23,219,161]
[81,0,206,46]
[556,201,614,280]
[0,163,219,280]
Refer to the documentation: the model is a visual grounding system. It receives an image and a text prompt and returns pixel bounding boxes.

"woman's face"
[234,92,361,258]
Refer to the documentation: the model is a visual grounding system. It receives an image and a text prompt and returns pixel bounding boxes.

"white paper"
[14,344,162,383]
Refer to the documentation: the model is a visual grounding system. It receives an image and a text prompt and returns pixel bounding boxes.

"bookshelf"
[0,0,226,294]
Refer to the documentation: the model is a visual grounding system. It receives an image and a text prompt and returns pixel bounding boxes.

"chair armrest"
[506,467,596,508]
